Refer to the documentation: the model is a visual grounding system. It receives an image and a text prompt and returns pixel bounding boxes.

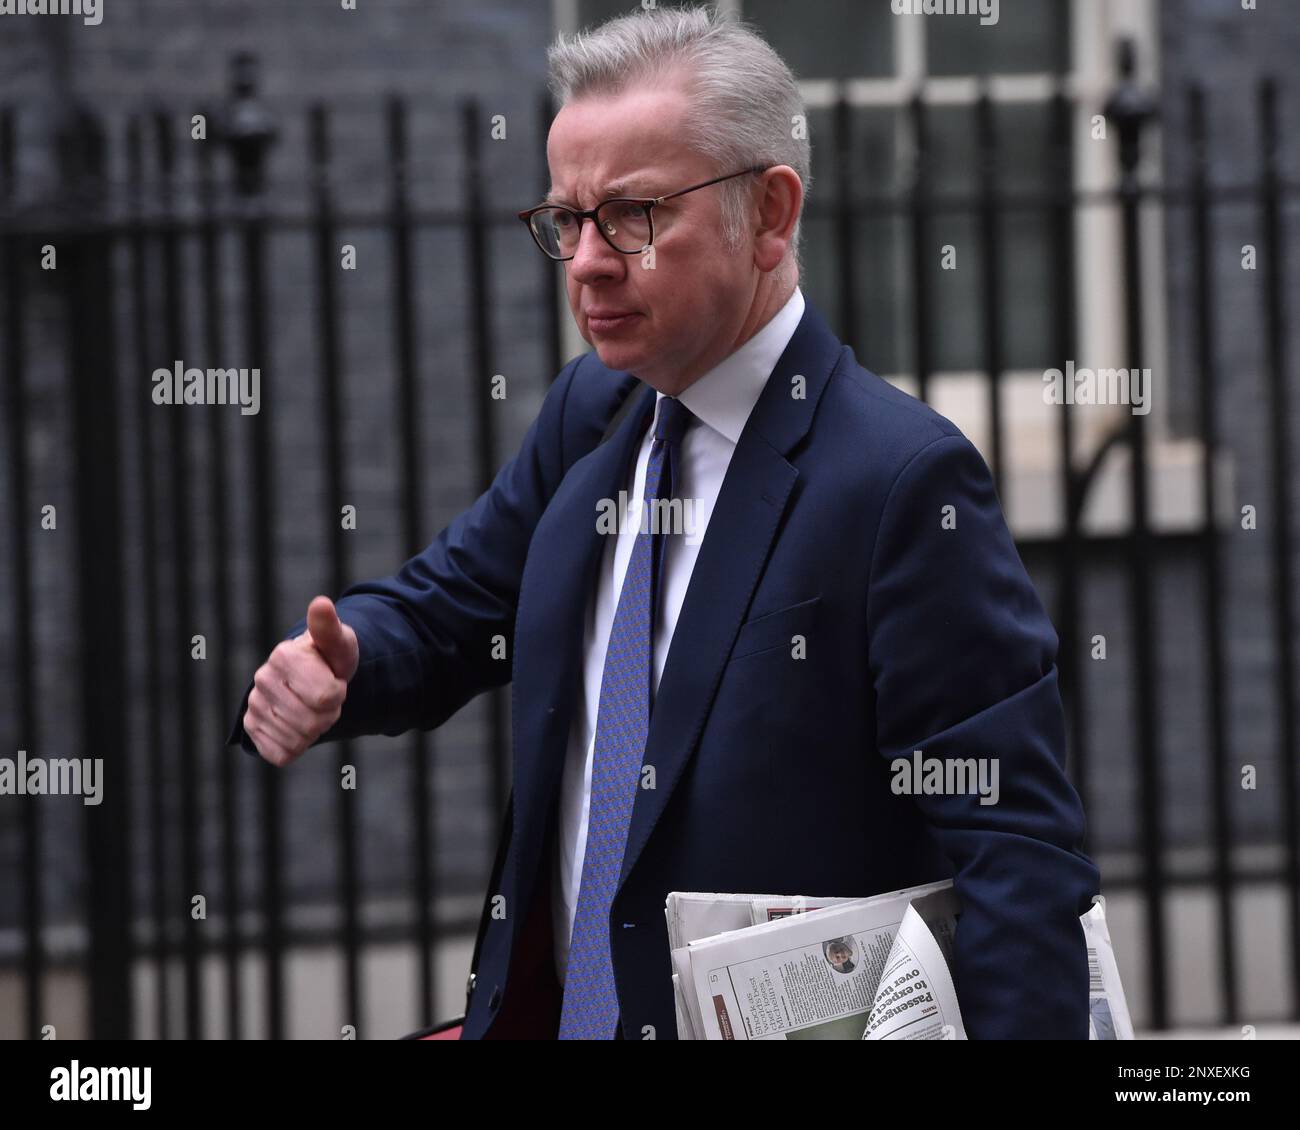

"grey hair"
[546,4,811,279]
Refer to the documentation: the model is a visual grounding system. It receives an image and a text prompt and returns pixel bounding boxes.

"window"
[749,0,1074,377]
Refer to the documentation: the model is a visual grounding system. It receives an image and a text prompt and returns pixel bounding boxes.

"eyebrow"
[544,179,655,207]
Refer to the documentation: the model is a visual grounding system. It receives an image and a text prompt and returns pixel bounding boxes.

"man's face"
[545,80,757,394]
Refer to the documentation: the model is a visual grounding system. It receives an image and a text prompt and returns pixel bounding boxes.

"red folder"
[402,1015,464,1040]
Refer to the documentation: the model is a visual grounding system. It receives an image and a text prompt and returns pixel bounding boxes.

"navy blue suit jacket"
[229,299,1100,1039]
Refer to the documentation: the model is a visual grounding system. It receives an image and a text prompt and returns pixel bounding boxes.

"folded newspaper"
[666,881,1132,1040]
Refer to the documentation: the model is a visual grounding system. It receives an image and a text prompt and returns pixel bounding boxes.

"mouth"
[586,311,642,335]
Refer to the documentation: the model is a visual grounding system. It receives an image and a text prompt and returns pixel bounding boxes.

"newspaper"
[667,882,1131,1040]
[666,890,858,1042]
[862,890,964,1039]
[1082,898,1135,1040]
[668,881,959,1040]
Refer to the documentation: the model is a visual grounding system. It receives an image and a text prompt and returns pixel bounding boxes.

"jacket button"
[488,985,502,1011]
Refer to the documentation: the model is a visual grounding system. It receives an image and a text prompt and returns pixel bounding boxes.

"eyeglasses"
[517,165,770,261]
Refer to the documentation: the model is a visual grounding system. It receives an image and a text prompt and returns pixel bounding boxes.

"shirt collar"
[655,286,805,446]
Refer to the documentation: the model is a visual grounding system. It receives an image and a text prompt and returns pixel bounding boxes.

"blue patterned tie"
[558,395,693,1039]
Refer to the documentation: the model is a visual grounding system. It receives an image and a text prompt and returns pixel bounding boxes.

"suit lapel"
[616,302,843,891]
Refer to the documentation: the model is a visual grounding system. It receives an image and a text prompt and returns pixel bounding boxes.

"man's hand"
[243,595,360,766]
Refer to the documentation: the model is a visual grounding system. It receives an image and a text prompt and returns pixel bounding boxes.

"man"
[228,7,1099,1040]
[825,940,857,976]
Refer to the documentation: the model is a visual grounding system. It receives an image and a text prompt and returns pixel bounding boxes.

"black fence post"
[125,113,170,1041]
[196,109,243,1042]
[1105,38,1166,1031]
[1188,84,1238,1026]
[535,91,564,382]
[833,92,858,354]
[154,106,204,1042]
[461,98,509,823]
[976,88,1005,499]
[387,96,439,1028]
[1048,87,1088,817]
[58,103,133,1040]
[220,51,283,1040]
[909,93,932,405]
[309,103,363,1036]
[1,105,46,1041]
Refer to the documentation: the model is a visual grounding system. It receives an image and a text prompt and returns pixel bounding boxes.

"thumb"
[306,596,358,680]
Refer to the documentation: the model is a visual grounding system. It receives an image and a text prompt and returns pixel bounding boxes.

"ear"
[752,166,803,272]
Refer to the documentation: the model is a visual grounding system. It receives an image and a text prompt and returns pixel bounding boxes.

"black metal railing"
[1,52,1296,1038]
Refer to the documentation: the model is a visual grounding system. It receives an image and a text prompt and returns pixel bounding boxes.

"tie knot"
[654,396,692,447]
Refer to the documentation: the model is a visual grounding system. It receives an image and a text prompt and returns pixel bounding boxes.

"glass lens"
[529,207,581,259]
[596,199,651,252]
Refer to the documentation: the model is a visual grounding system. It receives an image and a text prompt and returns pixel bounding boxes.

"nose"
[567,215,626,286]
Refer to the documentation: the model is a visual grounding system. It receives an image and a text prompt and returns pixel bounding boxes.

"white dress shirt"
[551,286,806,985]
